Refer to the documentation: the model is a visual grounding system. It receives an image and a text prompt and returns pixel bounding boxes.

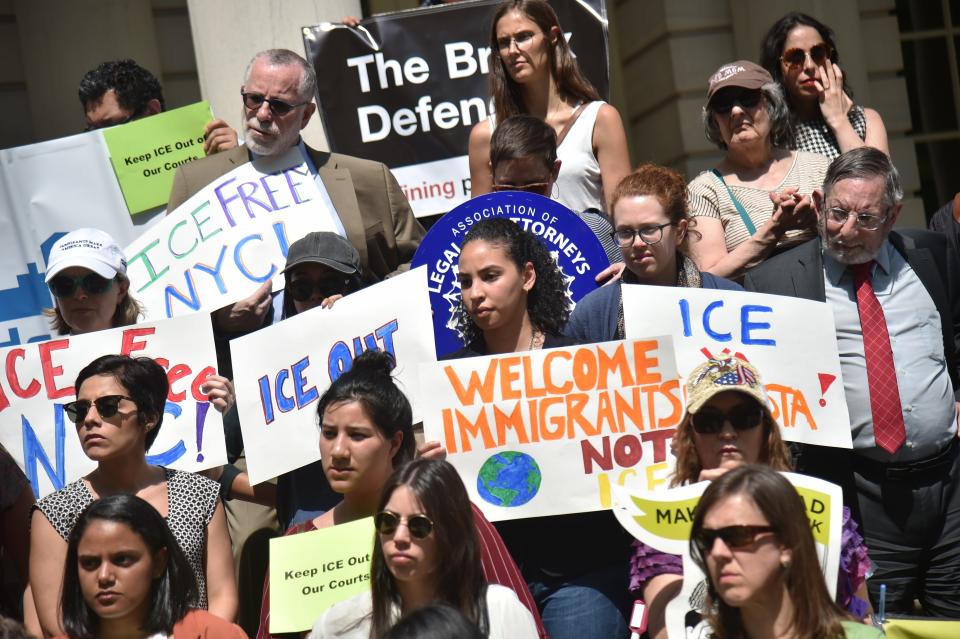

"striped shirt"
[688,151,829,253]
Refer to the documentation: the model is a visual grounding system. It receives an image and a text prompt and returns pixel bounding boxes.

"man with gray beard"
[744,147,960,617]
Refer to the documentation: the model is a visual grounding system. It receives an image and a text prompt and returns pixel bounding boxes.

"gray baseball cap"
[282,232,360,275]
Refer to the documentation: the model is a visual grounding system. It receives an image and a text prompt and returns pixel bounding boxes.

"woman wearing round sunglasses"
[630,356,871,639]
[566,165,742,343]
[690,465,882,639]
[310,459,538,639]
[256,351,543,639]
[56,494,246,639]
[30,355,237,639]
[468,0,630,213]
[686,61,828,281]
[760,12,889,160]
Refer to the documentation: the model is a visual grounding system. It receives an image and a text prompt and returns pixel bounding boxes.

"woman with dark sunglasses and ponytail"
[685,61,828,280]
[29,355,237,639]
[309,459,538,639]
[760,12,889,160]
[630,356,871,639]
[690,465,882,639]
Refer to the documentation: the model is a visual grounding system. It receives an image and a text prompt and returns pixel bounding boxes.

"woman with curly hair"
[445,217,634,639]
[309,459,538,639]
[685,61,828,280]
[449,217,571,356]
[630,356,870,639]
[690,465,881,639]
[468,0,630,213]
[759,12,888,159]
[566,165,742,343]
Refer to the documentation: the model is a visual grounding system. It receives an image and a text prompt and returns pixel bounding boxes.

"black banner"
[303,0,608,215]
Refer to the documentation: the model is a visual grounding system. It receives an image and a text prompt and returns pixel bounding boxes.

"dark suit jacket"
[166,144,424,281]
[743,231,960,396]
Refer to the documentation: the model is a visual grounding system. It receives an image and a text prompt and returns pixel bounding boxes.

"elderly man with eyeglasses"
[744,146,960,618]
[165,49,424,335]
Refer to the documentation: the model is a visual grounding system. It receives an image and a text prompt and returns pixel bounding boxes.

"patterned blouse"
[34,468,219,608]
[791,105,868,161]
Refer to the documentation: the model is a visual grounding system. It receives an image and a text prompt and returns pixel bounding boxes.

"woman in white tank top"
[468,0,630,213]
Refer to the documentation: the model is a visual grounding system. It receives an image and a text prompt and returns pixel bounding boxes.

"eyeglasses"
[48,273,115,298]
[710,89,763,115]
[491,181,551,194]
[374,510,434,539]
[496,31,538,52]
[826,207,888,231]
[84,112,137,132]
[691,403,763,434]
[241,91,309,116]
[780,44,832,69]
[63,395,136,425]
[612,223,673,247]
[286,278,350,302]
[694,525,777,554]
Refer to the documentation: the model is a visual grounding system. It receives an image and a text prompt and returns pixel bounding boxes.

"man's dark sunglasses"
[48,273,114,298]
[63,395,135,425]
[241,91,309,116]
[287,278,349,302]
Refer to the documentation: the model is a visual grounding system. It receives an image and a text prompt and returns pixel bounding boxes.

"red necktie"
[851,261,906,454]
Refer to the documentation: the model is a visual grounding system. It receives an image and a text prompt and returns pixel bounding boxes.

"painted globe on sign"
[476,451,542,507]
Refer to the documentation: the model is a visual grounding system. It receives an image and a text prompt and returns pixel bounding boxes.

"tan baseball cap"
[685,355,770,415]
[706,60,772,103]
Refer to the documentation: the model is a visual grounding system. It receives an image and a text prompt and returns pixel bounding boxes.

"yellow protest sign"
[268,517,374,633]
[103,101,211,214]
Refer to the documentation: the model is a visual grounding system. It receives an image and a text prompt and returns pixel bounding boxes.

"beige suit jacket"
[166,144,424,280]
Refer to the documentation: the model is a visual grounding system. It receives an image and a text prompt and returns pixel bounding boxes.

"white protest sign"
[421,338,683,522]
[124,147,338,320]
[230,267,437,485]
[0,131,164,348]
[611,472,843,638]
[0,313,226,498]
[623,285,852,449]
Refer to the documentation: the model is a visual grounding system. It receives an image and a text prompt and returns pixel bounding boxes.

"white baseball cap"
[44,228,127,283]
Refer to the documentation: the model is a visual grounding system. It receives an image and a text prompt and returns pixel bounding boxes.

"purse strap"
[711,169,757,236]
[556,101,588,147]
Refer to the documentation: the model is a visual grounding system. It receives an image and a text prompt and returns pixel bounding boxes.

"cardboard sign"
[103,102,212,215]
[302,0,609,217]
[269,516,374,633]
[0,313,226,498]
[421,338,682,521]
[230,267,437,485]
[412,192,610,357]
[622,285,853,449]
[124,147,339,320]
[611,472,843,638]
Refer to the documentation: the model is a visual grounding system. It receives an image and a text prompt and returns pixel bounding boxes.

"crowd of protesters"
[1,2,956,639]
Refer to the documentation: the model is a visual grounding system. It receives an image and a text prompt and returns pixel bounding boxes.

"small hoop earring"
[551,182,560,200]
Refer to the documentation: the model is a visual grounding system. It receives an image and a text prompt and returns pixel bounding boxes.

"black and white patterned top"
[791,105,868,160]
[577,208,622,266]
[34,468,219,608]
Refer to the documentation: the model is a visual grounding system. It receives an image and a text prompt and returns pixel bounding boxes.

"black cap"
[282,232,360,275]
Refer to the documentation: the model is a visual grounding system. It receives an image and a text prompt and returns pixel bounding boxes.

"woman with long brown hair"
[308,459,538,638]
[690,465,881,639]
[630,356,870,639]
[468,0,630,213]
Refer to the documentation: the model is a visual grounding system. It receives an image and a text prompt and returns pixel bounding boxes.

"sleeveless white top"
[554,100,604,213]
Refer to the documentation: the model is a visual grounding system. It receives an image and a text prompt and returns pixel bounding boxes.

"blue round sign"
[411,192,610,356]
